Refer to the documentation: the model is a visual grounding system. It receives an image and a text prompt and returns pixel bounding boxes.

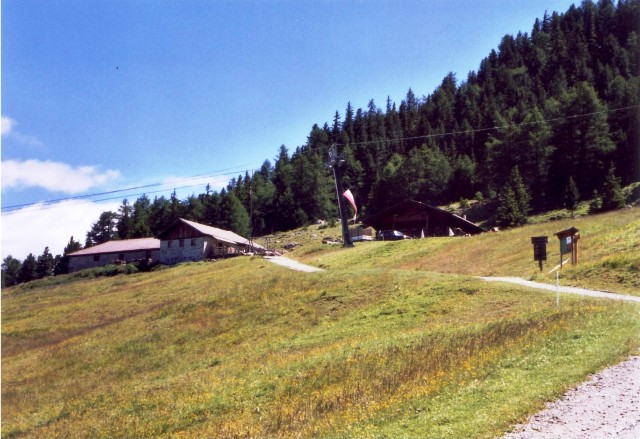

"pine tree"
[54,236,83,275]
[2,256,22,287]
[221,191,250,237]
[497,186,521,228]
[117,199,133,240]
[564,176,581,216]
[497,167,530,227]
[36,247,55,279]
[600,164,626,211]
[551,82,615,199]
[131,195,152,238]
[19,253,38,284]
[86,211,119,247]
[512,167,531,221]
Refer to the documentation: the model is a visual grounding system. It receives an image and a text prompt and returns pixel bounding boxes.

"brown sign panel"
[531,236,548,261]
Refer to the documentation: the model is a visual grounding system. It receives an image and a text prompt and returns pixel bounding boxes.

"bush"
[75,264,139,279]
[589,190,603,213]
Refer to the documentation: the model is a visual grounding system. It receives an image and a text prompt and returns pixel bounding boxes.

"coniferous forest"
[2,0,639,285]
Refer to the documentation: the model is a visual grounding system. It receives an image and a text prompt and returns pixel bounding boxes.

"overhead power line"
[334,104,640,149]
[3,104,638,216]
[1,164,259,215]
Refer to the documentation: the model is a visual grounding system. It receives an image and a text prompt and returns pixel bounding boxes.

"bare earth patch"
[264,255,324,272]
[502,356,640,439]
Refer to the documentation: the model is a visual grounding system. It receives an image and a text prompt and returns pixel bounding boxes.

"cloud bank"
[2,159,121,194]
[1,200,121,261]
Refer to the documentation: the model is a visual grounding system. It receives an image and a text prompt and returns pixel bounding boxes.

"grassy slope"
[292,208,640,296]
[2,209,639,439]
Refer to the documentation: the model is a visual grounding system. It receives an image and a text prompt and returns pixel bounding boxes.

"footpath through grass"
[2,209,639,438]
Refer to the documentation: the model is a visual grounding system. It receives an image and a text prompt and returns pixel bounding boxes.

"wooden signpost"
[531,236,548,271]
[554,227,580,268]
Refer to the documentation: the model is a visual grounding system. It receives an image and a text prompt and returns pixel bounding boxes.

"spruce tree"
[497,186,521,228]
[19,253,38,284]
[2,256,22,287]
[497,167,530,227]
[86,211,119,246]
[601,164,626,211]
[117,199,133,240]
[54,237,83,275]
[36,247,55,279]
[564,176,580,216]
[221,191,250,237]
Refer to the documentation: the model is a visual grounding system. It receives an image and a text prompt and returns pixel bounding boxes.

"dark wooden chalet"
[361,200,485,238]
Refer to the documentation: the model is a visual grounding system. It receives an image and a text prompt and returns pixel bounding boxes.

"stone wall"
[158,236,240,264]
[69,249,159,273]
[159,237,209,265]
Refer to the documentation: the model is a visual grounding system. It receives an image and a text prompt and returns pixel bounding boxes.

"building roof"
[68,238,160,257]
[362,199,485,235]
[158,218,265,250]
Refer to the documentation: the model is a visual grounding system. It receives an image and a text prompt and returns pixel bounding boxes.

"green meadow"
[2,208,639,438]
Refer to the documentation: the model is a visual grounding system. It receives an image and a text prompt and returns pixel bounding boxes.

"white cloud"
[1,116,16,135]
[1,116,44,147]
[1,199,121,260]
[2,159,121,194]
[0,173,232,261]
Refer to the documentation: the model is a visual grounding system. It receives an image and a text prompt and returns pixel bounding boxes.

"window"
[119,253,125,261]
[191,239,196,246]
[93,254,100,261]
[179,239,184,247]
[168,241,173,248]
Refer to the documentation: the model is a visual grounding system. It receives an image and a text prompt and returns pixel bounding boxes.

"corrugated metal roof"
[156,218,265,250]
[177,219,265,250]
[68,238,160,257]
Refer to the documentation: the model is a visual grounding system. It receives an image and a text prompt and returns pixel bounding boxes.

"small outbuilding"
[361,199,485,238]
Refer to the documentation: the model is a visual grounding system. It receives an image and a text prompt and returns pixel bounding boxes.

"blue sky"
[2,0,576,260]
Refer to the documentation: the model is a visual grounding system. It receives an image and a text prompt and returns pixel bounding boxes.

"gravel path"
[483,277,640,438]
[501,356,640,438]
[480,276,640,303]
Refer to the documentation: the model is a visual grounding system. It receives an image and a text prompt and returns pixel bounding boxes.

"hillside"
[2,209,639,438]
[286,207,640,296]
[5,1,639,284]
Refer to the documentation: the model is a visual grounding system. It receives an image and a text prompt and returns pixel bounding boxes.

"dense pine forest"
[3,0,639,286]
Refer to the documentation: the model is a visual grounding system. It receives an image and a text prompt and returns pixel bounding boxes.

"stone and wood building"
[68,237,160,273]
[67,218,263,273]
[156,218,262,265]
